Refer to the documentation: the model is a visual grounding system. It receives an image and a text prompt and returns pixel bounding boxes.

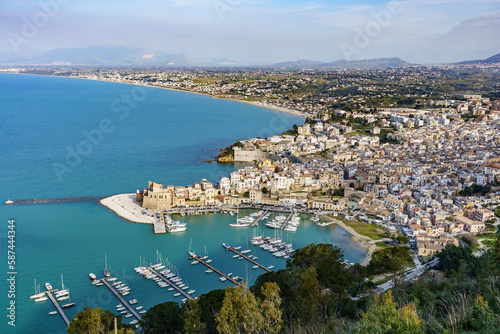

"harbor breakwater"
[6,195,109,205]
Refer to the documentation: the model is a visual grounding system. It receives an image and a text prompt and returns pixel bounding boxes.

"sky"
[1,0,499,64]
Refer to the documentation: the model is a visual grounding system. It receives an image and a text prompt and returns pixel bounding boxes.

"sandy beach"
[13,72,307,119]
[100,193,154,224]
[321,214,379,266]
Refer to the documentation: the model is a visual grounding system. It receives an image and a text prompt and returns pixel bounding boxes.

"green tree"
[197,289,226,334]
[287,243,358,315]
[216,285,263,334]
[216,283,283,334]
[295,266,321,325]
[368,246,413,284]
[139,301,184,334]
[184,298,206,334]
[260,282,283,334]
[67,307,133,334]
[460,233,478,248]
[470,295,496,332]
[356,290,423,334]
[436,244,487,279]
[67,307,101,334]
[397,235,409,245]
[490,234,500,277]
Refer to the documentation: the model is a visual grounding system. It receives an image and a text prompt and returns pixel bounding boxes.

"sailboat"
[30,279,45,299]
[201,246,209,260]
[229,203,250,227]
[55,274,70,300]
[104,254,110,277]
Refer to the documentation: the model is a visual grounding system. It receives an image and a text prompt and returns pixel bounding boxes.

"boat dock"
[45,291,70,326]
[154,214,166,234]
[280,212,296,230]
[147,267,192,300]
[100,279,141,321]
[225,247,272,273]
[251,210,269,227]
[189,255,243,287]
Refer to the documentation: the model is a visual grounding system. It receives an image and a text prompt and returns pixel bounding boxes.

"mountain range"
[265,57,410,69]
[0,46,498,69]
[456,53,500,65]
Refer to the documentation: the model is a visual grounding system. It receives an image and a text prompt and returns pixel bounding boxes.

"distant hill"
[455,52,500,65]
[267,57,410,69]
[0,46,413,69]
[267,59,329,69]
[0,46,202,67]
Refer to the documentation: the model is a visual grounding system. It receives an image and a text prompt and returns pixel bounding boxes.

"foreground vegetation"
[68,235,500,333]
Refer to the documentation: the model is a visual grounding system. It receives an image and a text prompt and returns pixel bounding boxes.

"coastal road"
[374,258,439,293]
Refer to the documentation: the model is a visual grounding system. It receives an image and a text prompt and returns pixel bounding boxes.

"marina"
[0,73,366,334]
[45,291,71,327]
[100,279,142,321]
[189,253,244,287]
[223,244,272,273]
[146,267,193,300]
[280,212,297,230]
[250,210,269,227]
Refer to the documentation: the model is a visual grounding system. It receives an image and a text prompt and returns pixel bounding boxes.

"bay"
[0,73,365,333]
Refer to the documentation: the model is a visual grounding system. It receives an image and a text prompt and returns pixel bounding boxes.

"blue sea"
[0,73,366,333]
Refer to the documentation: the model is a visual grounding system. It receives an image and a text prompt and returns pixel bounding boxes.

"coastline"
[6,72,306,119]
[320,214,378,266]
[9,72,369,263]
[100,193,154,224]
[101,192,375,265]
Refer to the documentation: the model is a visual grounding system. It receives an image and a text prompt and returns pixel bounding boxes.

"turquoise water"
[0,74,366,333]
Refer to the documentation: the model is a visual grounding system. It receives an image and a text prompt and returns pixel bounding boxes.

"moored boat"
[62,302,75,308]
[30,279,45,299]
